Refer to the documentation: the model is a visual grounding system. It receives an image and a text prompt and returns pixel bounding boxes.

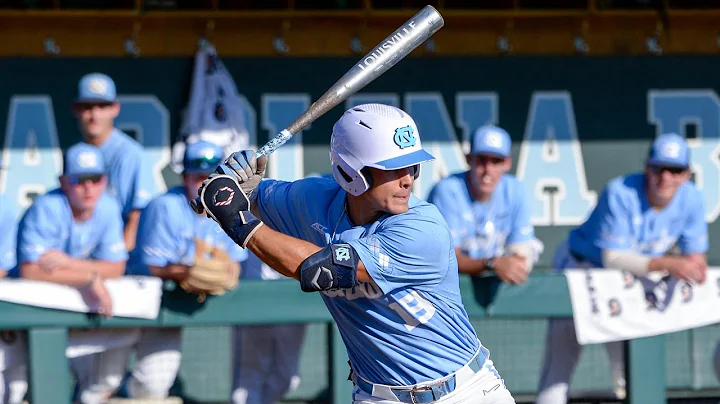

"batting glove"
[216,150,267,196]
[198,174,264,248]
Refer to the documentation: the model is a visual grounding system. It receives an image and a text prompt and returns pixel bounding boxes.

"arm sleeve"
[0,204,17,270]
[92,201,129,262]
[135,200,183,267]
[348,215,451,295]
[16,201,59,263]
[678,191,709,254]
[506,181,534,245]
[593,187,633,251]
[427,182,466,247]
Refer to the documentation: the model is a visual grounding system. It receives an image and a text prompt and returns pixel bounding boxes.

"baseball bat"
[190,5,444,214]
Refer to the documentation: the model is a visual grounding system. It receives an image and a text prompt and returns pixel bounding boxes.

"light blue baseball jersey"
[254,177,480,386]
[16,189,128,265]
[568,173,708,267]
[97,129,154,222]
[128,186,247,275]
[0,195,17,270]
[428,172,534,259]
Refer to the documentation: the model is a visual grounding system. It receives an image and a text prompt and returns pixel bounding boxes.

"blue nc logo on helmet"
[393,126,416,149]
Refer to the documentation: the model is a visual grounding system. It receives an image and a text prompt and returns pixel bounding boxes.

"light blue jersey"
[0,195,17,270]
[128,186,247,275]
[428,172,534,259]
[96,129,154,221]
[254,177,480,386]
[569,173,708,267]
[16,189,128,265]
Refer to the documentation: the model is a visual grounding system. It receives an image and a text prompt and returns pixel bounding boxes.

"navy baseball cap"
[183,141,224,174]
[647,133,690,169]
[469,125,511,158]
[75,73,117,104]
[63,143,106,177]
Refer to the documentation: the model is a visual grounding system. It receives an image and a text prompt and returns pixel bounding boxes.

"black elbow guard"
[299,243,360,292]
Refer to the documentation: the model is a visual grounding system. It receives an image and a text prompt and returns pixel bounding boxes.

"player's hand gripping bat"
[191,5,444,214]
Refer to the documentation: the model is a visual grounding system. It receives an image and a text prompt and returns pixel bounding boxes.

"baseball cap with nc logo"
[647,132,690,169]
[75,73,117,104]
[469,125,511,158]
[63,143,106,177]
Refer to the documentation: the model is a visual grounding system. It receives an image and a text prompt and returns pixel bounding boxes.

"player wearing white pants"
[352,356,513,404]
[535,241,626,404]
[121,141,245,400]
[196,104,518,403]
[536,133,708,404]
[232,253,307,404]
[0,195,23,404]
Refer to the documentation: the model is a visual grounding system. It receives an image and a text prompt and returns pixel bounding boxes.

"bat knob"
[189,197,204,214]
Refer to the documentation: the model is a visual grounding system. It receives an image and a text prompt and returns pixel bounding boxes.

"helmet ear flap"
[331,150,371,196]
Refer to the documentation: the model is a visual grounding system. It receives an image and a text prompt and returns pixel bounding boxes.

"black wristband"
[483,257,496,272]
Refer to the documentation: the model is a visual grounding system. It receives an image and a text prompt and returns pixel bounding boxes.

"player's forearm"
[149,264,190,282]
[123,210,141,251]
[63,259,125,279]
[20,263,96,286]
[246,225,322,280]
[455,248,490,275]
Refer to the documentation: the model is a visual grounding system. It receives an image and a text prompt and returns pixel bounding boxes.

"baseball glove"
[179,238,239,302]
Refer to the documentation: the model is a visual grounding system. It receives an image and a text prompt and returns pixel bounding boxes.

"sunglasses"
[73,102,114,111]
[185,156,222,171]
[69,174,104,185]
[650,165,686,175]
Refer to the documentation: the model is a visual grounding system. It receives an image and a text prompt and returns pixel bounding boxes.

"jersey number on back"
[389,291,436,331]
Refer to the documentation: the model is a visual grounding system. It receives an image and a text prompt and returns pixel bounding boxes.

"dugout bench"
[0,274,683,403]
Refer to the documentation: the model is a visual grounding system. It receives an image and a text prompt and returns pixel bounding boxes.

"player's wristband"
[228,211,264,248]
[483,257,496,273]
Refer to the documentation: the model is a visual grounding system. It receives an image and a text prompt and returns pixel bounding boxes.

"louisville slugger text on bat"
[190,5,444,214]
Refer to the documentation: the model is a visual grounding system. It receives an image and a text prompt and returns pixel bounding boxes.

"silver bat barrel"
[255,5,444,157]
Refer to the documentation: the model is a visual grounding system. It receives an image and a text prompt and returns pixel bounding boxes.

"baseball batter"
[197,104,516,403]
[427,125,536,283]
[536,133,708,404]
[123,140,246,398]
[72,72,154,251]
[12,143,127,404]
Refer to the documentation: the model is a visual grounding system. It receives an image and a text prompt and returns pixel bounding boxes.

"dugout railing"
[0,273,683,404]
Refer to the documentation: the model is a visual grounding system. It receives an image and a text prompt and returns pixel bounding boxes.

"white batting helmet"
[330,103,435,196]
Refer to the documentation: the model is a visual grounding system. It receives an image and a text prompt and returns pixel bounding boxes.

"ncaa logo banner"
[565,268,720,345]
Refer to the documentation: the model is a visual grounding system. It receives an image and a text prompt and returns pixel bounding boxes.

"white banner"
[566,268,720,345]
[0,276,163,319]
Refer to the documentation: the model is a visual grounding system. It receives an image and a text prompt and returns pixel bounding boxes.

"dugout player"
[0,189,19,403]
[72,72,154,251]
[123,140,247,399]
[536,133,708,404]
[428,125,537,284]
[197,104,516,403]
[0,192,16,279]
[9,143,127,404]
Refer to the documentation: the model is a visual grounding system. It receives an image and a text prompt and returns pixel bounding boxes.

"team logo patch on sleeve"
[331,244,356,268]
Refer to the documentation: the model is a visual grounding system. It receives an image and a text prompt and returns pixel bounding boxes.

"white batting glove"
[217,150,267,196]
